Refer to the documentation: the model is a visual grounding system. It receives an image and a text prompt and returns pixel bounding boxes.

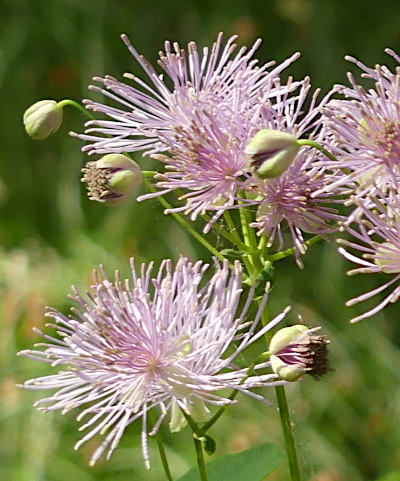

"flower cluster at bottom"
[18,257,291,467]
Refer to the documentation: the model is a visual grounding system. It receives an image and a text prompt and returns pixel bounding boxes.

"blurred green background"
[2,0,400,480]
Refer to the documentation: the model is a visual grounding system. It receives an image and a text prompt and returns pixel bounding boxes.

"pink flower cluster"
[76,33,344,258]
[19,258,289,465]
[76,34,400,319]
[321,50,400,321]
[20,32,400,470]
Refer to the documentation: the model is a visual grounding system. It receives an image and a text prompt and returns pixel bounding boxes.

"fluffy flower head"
[75,33,300,223]
[19,257,289,466]
[322,49,400,196]
[338,188,400,322]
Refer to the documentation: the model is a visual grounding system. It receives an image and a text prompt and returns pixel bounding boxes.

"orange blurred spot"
[311,470,342,481]
[47,65,77,89]
[231,17,257,43]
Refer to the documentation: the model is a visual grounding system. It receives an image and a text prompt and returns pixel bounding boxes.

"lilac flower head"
[321,49,400,197]
[74,33,300,224]
[247,78,343,266]
[19,257,290,466]
[338,188,400,322]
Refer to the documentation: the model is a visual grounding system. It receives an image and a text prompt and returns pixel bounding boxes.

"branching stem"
[296,139,337,162]
[143,178,228,262]
[57,99,95,120]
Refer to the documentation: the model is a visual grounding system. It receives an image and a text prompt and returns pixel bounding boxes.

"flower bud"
[23,100,63,140]
[245,129,299,178]
[269,324,330,382]
[81,154,142,205]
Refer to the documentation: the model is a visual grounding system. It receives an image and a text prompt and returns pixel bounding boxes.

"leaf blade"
[176,443,283,481]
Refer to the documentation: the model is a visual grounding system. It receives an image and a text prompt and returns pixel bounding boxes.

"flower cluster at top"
[23,36,400,331]
[71,34,400,321]
[23,31,400,469]
[74,33,346,262]
[70,34,400,322]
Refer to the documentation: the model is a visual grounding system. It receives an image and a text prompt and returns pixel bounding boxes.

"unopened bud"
[269,324,330,382]
[23,100,63,140]
[81,154,142,205]
[245,129,299,178]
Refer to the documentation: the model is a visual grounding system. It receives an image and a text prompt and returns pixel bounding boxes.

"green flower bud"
[245,129,299,178]
[81,154,142,205]
[269,324,330,382]
[23,100,63,140]
[269,325,308,354]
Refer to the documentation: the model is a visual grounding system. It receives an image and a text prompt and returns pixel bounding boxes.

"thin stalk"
[199,351,270,434]
[238,203,264,277]
[181,411,209,481]
[260,307,301,481]
[296,139,337,162]
[257,234,267,252]
[57,99,95,120]
[238,207,257,275]
[193,435,209,481]
[267,235,322,262]
[239,206,253,264]
[221,211,254,274]
[148,411,173,481]
[143,178,227,262]
[180,410,202,436]
[223,211,247,251]
[201,213,245,249]
[200,390,239,434]
[275,386,301,481]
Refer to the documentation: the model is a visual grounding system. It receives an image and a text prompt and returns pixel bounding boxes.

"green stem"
[238,208,257,275]
[181,410,202,436]
[143,178,227,262]
[149,411,173,481]
[267,235,322,262]
[201,213,245,249]
[200,351,270,434]
[224,210,255,275]
[223,211,247,251]
[260,307,301,481]
[296,139,337,162]
[181,411,209,481]
[275,386,301,481]
[239,208,252,259]
[238,202,265,280]
[200,390,239,434]
[193,435,209,481]
[57,99,95,120]
[257,234,267,253]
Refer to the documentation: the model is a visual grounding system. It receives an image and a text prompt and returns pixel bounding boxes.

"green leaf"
[201,435,217,455]
[175,443,283,481]
[376,471,400,481]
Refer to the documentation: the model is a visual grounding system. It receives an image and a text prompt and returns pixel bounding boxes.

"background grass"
[1,0,400,480]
